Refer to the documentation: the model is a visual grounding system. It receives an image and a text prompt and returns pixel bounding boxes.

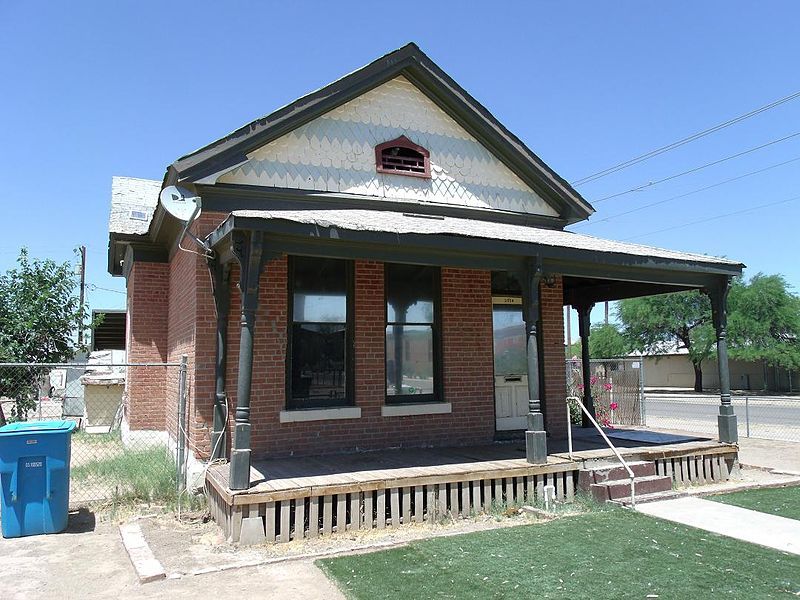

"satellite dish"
[159,185,213,257]
[160,185,201,222]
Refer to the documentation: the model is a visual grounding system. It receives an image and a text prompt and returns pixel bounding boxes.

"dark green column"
[576,302,596,427]
[229,231,267,491]
[207,258,231,461]
[709,279,738,443]
[521,259,546,464]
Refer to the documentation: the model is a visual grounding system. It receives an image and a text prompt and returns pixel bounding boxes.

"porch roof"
[208,208,743,296]
[230,208,740,267]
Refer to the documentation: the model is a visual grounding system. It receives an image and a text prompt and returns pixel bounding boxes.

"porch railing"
[567,395,636,507]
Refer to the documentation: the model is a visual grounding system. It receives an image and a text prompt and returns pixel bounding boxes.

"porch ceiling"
[206,207,743,292]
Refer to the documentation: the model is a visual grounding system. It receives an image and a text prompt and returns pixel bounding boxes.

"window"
[491,271,526,376]
[375,136,431,178]
[385,264,441,404]
[287,257,353,409]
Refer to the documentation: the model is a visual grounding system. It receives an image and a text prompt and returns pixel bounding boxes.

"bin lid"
[0,420,77,436]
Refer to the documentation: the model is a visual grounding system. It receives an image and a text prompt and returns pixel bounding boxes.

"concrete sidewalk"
[0,511,344,600]
[636,496,800,556]
[737,436,800,474]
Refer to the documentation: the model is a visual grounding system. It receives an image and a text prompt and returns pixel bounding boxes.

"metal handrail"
[567,396,636,507]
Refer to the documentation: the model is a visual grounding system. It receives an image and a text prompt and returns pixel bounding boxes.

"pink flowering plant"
[567,369,617,427]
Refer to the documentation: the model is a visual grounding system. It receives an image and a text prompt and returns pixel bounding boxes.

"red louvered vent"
[375,136,431,178]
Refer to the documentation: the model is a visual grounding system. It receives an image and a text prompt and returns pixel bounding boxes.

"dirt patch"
[139,502,580,578]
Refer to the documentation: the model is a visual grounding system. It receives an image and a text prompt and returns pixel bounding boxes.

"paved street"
[644,394,800,442]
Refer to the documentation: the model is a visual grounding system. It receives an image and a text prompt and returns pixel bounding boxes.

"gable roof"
[109,176,160,235]
[166,43,594,224]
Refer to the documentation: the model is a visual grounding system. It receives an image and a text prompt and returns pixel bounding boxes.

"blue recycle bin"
[0,420,76,538]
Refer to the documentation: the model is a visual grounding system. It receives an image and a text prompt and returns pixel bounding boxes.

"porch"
[205,431,738,543]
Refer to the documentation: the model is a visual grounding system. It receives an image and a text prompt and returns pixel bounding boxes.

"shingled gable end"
[108,44,743,540]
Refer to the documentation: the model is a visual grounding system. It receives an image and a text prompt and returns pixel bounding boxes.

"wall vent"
[375,136,430,178]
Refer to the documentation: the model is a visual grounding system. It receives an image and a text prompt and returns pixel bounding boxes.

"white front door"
[494,374,529,430]
[492,297,529,431]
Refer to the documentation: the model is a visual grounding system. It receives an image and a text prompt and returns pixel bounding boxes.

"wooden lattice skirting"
[655,451,738,486]
[206,465,578,543]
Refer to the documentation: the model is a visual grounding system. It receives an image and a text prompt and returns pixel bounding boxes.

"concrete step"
[612,489,687,507]
[578,461,656,490]
[590,474,673,502]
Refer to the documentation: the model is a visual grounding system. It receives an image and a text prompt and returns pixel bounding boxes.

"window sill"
[381,403,452,417]
[279,407,361,423]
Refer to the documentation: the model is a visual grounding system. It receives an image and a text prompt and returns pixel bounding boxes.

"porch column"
[521,259,546,463]
[708,279,738,443]
[576,302,596,427]
[207,258,231,461]
[229,231,267,490]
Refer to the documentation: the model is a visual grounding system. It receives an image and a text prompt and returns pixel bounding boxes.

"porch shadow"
[548,427,711,454]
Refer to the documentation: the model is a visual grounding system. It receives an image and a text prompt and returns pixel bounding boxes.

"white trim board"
[382,403,452,417]
[279,407,362,423]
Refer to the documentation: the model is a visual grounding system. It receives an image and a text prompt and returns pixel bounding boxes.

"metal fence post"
[639,354,646,426]
[177,354,188,492]
[745,396,750,438]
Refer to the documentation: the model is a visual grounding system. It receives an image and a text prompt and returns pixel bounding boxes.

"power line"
[573,155,800,229]
[591,131,800,204]
[87,283,126,295]
[621,193,800,241]
[572,88,800,186]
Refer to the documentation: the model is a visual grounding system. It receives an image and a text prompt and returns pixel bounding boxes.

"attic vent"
[129,210,148,221]
[375,136,430,179]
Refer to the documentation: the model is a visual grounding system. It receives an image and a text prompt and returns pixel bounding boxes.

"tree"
[0,249,87,423]
[565,323,630,359]
[618,291,715,392]
[728,274,800,371]
[588,323,630,359]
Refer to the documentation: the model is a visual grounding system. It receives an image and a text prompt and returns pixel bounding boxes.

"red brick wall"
[541,276,568,439]
[220,259,496,459]
[128,237,569,454]
[126,261,169,430]
[126,212,227,445]
[164,212,227,454]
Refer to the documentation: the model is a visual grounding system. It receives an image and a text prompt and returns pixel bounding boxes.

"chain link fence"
[564,358,800,442]
[0,360,186,507]
[642,392,800,443]
[566,358,645,426]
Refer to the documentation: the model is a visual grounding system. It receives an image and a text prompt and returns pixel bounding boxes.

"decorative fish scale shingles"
[218,77,558,217]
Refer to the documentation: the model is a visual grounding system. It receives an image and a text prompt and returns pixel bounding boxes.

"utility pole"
[604,301,609,325]
[78,245,86,346]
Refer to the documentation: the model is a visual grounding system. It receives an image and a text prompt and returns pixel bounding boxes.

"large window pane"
[293,258,346,323]
[289,256,350,408]
[386,325,434,396]
[493,305,527,376]
[291,323,346,406]
[386,264,434,323]
[385,263,439,403]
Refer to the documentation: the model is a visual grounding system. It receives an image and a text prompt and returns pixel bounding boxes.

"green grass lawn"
[318,508,800,599]
[710,485,800,521]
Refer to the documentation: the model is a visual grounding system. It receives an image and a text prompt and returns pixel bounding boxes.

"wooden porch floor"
[206,432,734,502]
[204,434,738,542]
[207,443,574,503]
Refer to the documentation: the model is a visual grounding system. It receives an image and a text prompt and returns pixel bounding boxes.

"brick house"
[108,44,743,537]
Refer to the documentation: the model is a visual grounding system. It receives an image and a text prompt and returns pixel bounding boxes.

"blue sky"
[1,2,798,329]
